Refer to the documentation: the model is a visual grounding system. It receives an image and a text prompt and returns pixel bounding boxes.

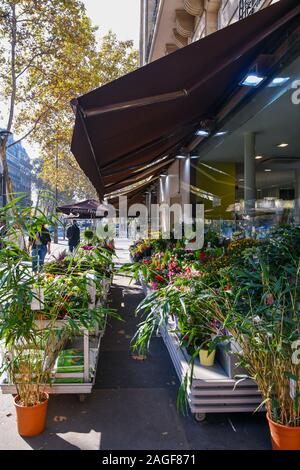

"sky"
[82,0,140,48]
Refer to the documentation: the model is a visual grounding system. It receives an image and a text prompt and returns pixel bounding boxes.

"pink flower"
[266,294,274,305]
[151,281,158,291]
[168,271,176,278]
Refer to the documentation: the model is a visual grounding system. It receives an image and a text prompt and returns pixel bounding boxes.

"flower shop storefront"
[69,0,300,450]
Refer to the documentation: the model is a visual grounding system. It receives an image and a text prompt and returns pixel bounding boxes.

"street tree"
[39,31,139,200]
[0,0,99,202]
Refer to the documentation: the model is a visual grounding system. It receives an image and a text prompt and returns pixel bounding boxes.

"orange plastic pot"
[267,414,300,450]
[14,393,49,437]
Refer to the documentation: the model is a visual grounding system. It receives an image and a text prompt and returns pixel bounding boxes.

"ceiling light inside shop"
[269,77,290,86]
[240,74,265,87]
[265,169,272,172]
[277,143,289,148]
[176,155,186,159]
[195,129,209,137]
[255,155,263,160]
[190,155,199,159]
[239,178,244,182]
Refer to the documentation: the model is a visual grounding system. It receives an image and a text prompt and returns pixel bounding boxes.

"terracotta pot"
[14,393,49,437]
[199,349,216,367]
[267,414,300,450]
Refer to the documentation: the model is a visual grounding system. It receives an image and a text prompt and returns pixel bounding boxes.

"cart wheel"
[78,394,87,403]
[195,413,206,422]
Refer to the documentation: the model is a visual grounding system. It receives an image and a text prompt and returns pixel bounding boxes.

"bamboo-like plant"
[195,258,300,427]
[0,200,117,407]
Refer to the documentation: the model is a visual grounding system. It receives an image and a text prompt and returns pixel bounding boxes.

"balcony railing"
[239,0,264,20]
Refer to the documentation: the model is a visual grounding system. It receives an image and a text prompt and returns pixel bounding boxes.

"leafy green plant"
[204,229,221,248]
[132,286,183,355]
[83,228,94,242]
[196,259,300,427]
[0,200,117,407]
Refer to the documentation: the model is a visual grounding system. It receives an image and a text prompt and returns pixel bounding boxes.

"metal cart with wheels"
[0,276,110,399]
[160,324,262,422]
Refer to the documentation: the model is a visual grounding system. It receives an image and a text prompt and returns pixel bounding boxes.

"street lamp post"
[0,130,13,207]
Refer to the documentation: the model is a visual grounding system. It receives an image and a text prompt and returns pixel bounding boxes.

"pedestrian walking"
[67,220,80,253]
[30,224,51,272]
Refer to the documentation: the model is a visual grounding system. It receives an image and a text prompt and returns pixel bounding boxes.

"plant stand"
[0,325,102,398]
[160,324,262,421]
[0,278,110,399]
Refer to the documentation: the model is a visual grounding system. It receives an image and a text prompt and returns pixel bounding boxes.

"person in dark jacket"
[67,220,80,253]
[30,224,51,272]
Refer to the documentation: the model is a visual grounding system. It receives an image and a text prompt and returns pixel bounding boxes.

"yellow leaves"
[131,354,147,361]
[1,0,138,200]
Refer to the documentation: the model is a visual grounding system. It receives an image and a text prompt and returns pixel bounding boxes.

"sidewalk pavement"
[47,238,69,261]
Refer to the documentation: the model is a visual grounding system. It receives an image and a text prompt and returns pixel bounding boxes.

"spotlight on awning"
[195,129,210,137]
[269,77,290,86]
[214,131,228,137]
[240,74,265,87]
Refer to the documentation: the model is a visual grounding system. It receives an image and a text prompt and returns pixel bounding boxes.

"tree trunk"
[0,3,17,207]
[0,138,14,206]
[54,223,58,244]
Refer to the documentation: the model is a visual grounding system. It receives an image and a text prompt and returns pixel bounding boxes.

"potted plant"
[178,315,220,367]
[0,202,116,437]
[200,254,300,450]
[0,216,55,436]
[197,335,216,367]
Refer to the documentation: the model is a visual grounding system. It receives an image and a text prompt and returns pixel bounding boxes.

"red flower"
[224,285,232,291]
[199,252,206,262]
[155,275,165,282]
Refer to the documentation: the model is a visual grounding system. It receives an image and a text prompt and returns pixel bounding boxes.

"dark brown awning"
[57,199,103,218]
[71,0,300,199]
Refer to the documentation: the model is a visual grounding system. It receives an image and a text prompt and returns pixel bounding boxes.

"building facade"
[1,131,32,206]
[141,0,280,65]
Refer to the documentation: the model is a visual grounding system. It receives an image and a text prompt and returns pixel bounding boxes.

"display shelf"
[0,277,110,399]
[0,331,102,396]
[160,324,262,421]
